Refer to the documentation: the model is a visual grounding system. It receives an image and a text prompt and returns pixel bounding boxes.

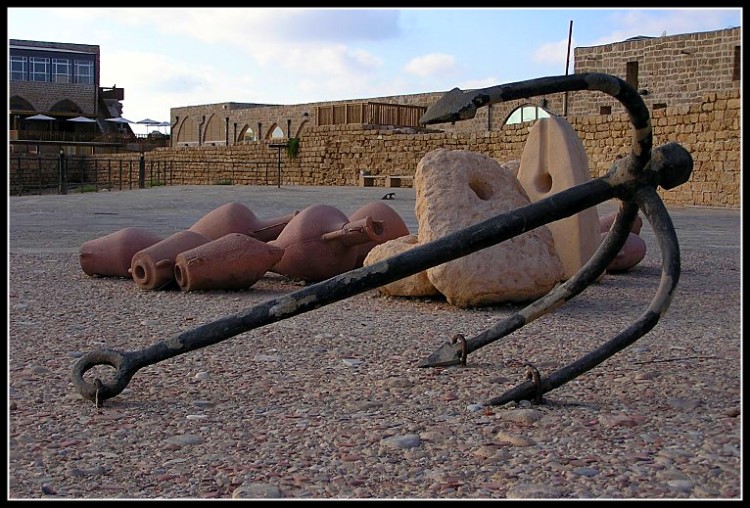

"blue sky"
[7,7,742,135]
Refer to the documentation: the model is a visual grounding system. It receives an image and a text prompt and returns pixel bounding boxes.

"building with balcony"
[8,38,153,154]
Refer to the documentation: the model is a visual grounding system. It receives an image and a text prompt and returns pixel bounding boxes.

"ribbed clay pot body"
[189,202,297,242]
[79,227,163,278]
[348,201,410,267]
[174,233,285,291]
[130,230,211,290]
[269,204,385,282]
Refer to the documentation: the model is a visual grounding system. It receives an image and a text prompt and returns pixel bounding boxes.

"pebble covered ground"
[8,190,741,500]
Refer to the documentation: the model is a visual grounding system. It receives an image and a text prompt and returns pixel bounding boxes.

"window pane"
[10,56,27,81]
[52,58,71,83]
[506,109,523,125]
[30,57,50,82]
[74,60,94,84]
[522,106,536,122]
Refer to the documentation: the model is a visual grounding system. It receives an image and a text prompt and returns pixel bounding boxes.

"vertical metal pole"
[36,157,42,195]
[138,153,146,189]
[58,149,68,195]
[277,146,282,189]
[564,20,573,117]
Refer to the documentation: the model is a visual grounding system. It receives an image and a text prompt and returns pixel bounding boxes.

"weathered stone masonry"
[68,88,737,208]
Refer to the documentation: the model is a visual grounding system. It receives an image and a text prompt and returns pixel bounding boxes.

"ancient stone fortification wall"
[574,90,740,208]
[570,27,741,117]
[13,90,735,207]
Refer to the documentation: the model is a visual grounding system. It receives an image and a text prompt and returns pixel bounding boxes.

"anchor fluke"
[417,340,464,368]
[420,87,486,125]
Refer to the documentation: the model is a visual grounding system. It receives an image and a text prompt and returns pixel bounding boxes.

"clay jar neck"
[321,216,385,247]
[249,211,299,242]
[189,202,297,242]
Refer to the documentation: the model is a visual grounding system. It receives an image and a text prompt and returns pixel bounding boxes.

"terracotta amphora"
[599,210,644,235]
[79,227,163,278]
[188,202,297,242]
[130,230,211,290]
[347,201,410,267]
[174,233,285,292]
[599,210,646,273]
[603,232,647,273]
[269,204,386,282]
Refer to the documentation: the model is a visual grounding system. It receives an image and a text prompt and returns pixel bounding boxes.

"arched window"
[243,128,256,141]
[271,126,284,138]
[504,104,552,125]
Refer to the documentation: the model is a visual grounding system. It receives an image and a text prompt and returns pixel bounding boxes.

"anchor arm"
[418,200,640,368]
[418,141,692,367]
[421,73,652,169]
[483,185,681,406]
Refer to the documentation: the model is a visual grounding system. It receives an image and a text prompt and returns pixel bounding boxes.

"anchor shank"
[73,176,621,401]
[138,176,620,364]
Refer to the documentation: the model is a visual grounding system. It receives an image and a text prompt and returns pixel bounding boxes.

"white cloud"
[457,77,501,91]
[404,53,457,77]
[532,38,575,67]
[588,8,740,46]
[99,49,258,123]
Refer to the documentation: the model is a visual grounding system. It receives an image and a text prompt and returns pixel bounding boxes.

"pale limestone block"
[415,148,563,308]
[363,235,440,297]
[516,116,602,280]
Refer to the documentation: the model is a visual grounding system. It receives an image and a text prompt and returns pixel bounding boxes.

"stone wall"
[139,91,747,207]
[12,90,738,208]
[570,27,741,117]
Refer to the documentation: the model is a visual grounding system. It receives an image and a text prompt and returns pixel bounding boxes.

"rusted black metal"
[483,184,681,406]
[71,73,692,405]
[416,144,692,370]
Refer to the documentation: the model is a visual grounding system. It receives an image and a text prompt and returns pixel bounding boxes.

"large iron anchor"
[71,73,692,407]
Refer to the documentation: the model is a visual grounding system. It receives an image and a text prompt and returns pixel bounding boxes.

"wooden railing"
[315,102,427,128]
[10,129,171,146]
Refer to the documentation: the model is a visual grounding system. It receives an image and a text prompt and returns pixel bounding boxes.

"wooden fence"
[315,102,427,128]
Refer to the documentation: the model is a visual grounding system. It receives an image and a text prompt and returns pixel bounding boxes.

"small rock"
[495,431,536,447]
[254,354,281,362]
[164,434,204,446]
[232,481,282,499]
[381,434,421,449]
[500,408,544,425]
[342,358,365,367]
[506,482,562,499]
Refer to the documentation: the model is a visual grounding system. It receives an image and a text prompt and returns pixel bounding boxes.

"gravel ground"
[8,187,742,500]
